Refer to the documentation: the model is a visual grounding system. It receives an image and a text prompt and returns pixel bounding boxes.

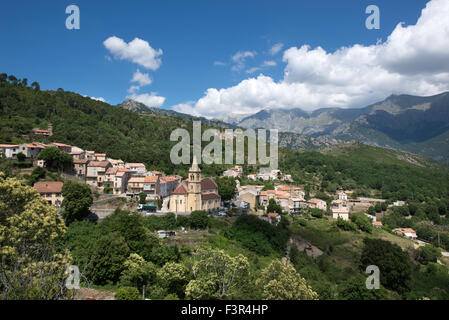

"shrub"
[115,287,141,300]
[416,245,441,265]
[310,208,324,218]
[189,211,209,229]
[360,238,412,294]
[335,218,358,232]
[350,213,373,233]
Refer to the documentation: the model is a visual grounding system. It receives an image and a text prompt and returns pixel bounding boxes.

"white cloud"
[91,97,106,102]
[231,50,257,71]
[128,92,166,108]
[82,95,106,103]
[246,67,260,74]
[131,69,152,86]
[171,0,449,118]
[262,60,277,67]
[104,36,163,70]
[127,85,141,94]
[128,69,152,93]
[269,43,284,56]
[214,61,226,66]
[172,101,199,116]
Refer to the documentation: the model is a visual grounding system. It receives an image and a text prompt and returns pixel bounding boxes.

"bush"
[416,245,441,265]
[310,208,324,219]
[350,213,373,233]
[16,152,26,162]
[61,180,93,225]
[360,238,412,294]
[100,209,160,260]
[115,287,141,300]
[335,218,358,232]
[103,187,113,194]
[224,215,290,256]
[87,232,130,285]
[189,211,209,229]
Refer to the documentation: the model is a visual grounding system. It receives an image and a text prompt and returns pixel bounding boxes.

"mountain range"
[215,92,449,162]
[117,99,233,128]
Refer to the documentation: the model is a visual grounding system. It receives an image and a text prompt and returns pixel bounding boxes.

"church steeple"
[190,155,200,173]
[189,155,201,194]
[188,155,202,211]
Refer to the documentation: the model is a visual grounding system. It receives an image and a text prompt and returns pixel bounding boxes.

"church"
[169,157,221,213]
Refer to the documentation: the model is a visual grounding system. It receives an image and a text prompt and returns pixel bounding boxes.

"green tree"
[157,262,190,299]
[189,210,209,229]
[87,232,130,285]
[267,198,282,214]
[31,81,40,91]
[115,287,141,300]
[139,192,147,204]
[339,274,389,300]
[0,174,72,299]
[360,238,412,294]
[150,245,181,266]
[38,147,72,172]
[61,180,93,225]
[16,152,26,162]
[120,253,157,292]
[256,260,318,300]
[415,245,441,265]
[100,209,160,260]
[186,247,249,300]
[350,213,373,233]
[215,176,236,201]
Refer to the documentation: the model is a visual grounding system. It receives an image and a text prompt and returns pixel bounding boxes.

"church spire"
[190,155,200,172]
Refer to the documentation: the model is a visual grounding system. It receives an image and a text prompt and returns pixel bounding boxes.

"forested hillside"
[0,73,227,176]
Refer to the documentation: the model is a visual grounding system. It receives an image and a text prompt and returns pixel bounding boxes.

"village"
[0,128,419,242]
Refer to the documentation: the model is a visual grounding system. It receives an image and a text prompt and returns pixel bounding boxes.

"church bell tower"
[187,155,202,212]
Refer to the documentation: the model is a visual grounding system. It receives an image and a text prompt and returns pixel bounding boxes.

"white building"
[125,163,146,176]
[0,144,19,158]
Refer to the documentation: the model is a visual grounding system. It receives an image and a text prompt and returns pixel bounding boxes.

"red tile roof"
[34,181,63,193]
[202,193,220,200]
[51,142,71,147]
[184,178,218,190]
[128,177,145,183]
[201,178,217,190]
[0,144,18,148]
[126,163,146,167]
[73,159,89,164]
[144,176,159,183]
[87,161,110,167]
[172,184,188,195]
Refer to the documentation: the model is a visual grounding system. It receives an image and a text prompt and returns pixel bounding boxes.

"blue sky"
[1,0,445,117]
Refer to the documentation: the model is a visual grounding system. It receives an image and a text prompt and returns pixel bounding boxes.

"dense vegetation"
[280,147,449,202]
[2,74,449,300]
[0,73,228,176]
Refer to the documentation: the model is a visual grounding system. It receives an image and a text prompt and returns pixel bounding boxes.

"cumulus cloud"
[131,69,152,86]
[269,43,284,56]
[171,0,449,118]
[91,97,106,102]
[128,92,166,108]
[82,95,106,103]
[128,69,152,93]
[104,36,163,70]
[171,101,199,116]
